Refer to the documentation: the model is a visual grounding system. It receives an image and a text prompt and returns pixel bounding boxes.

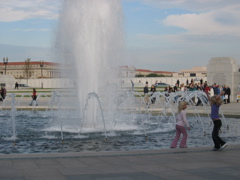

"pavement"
[0,92,240,179]
[0,145,240,180]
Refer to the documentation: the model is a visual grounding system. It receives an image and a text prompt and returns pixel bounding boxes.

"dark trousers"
[212,120,226,149]
[227,95,230,103]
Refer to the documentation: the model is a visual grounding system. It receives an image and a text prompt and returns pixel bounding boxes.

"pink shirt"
[176,110,189,127]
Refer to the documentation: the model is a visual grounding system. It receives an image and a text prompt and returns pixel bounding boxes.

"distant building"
[180,66,207,77]
[119,65,136,78]
[135,69,173,77]
[0,61,61,79]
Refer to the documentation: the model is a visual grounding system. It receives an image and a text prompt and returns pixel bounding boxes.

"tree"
[135,74,144,77]
[23,58,33,84]
[146,73,159,77]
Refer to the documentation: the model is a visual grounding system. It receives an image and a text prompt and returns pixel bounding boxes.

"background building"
[180,66,207,77]
[0,61,61,79]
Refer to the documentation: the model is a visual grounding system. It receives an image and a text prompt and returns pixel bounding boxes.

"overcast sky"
[0,0,240,72]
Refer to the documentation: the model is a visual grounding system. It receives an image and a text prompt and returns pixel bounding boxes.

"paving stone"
[0,144,240,179]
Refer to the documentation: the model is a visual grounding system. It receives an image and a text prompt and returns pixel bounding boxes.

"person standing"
[15,82,19,89]
[191,79,194,84]
[0,86,7,101]
[150,84,156,104]
[144,84,149,107]
[131,80,134,91]
[29,88,38,106]
[173,83,180,102]
[207,92,228,151]
[212,83,218,95]
[176,79,180,87]
[170,101,190,148]
[225,85,231,103]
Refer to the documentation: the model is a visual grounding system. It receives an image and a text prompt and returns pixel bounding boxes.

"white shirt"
[176,110,189,127]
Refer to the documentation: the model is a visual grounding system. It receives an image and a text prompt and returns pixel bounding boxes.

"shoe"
[212,147,219,151]
[180,146,188,148]
[219,143,228,151]
[29,104,32,106]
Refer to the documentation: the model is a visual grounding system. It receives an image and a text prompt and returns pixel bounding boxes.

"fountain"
[54,0,124,130]
[0,0,238,154]
[1,89,238,154]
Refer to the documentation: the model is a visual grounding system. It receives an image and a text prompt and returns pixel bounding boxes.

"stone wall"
[207,57,240,101]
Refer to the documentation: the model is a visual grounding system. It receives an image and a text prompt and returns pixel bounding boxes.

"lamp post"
[40,60,44,88]
[3,57,8,75]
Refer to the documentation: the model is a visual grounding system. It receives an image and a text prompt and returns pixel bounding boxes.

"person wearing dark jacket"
[150,85,156,104]
[144,84,149,107]
[0,86,6,101]
[225,86,231,103]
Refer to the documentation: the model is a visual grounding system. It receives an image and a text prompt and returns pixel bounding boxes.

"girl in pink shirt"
[170,101,190,148]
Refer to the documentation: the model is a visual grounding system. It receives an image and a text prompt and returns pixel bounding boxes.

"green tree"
[135,74,144,77]
[146,73,159,77]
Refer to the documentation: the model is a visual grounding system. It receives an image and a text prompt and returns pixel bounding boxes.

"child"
[208,92,228,151]
[170,101,190,148]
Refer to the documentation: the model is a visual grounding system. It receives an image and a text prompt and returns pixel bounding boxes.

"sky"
[0,0,240,72]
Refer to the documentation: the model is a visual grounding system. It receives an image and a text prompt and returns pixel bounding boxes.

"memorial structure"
[0,74,15,89]
[207,57,240,101]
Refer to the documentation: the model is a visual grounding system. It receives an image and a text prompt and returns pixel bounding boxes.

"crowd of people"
[143,79,232,107]
[143,79,229,151]
[163,81,231,105]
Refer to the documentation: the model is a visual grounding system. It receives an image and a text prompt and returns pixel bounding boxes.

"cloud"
[137,0,240,11]
[0,0,61,22]
[163,9,240,37]
[126,0,240,38]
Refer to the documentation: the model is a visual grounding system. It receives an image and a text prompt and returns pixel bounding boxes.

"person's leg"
[212,120,225,149]
[153,97,156,104]
[29,99,33,106]
[144,94,147,105]
[170,125,181,148]
[146,95,149,106]
[196,98,201,106]
[179,126,188,148]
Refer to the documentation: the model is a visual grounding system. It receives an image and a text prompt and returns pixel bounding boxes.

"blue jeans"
[30,100,38,106]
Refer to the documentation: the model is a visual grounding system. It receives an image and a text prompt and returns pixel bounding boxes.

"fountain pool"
[0,107,239,154]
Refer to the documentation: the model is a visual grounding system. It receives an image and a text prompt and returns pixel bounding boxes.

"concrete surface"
[0,145,240,180]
